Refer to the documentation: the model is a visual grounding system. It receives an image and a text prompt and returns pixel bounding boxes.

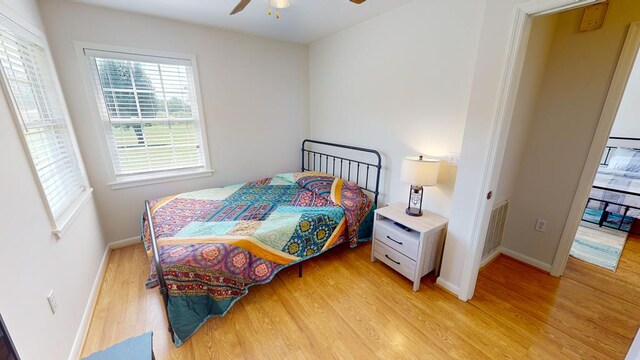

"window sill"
[108,169,214,190]
[52,188,94,239]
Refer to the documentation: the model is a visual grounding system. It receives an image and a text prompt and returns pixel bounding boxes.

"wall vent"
[482,201,509,260]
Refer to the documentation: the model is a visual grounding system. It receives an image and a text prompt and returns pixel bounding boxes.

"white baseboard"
[480,246,503,268]
[68,246,111,360]
[627,327,640,360]
[436,277,460,298]
[67,237,140,359]
[500,247,552,272]
[108,236,140,249]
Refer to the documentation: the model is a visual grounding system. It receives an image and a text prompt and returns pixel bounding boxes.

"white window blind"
[85,49,206,178]
[0,24,86,219]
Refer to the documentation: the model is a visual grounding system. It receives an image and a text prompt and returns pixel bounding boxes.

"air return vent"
[482,201,509,260]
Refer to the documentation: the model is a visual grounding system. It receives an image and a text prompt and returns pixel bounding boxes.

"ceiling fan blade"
[350,0,366,4]
[230,0,252,15]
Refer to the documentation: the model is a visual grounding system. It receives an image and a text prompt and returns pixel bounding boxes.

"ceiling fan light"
[269,0,290,9]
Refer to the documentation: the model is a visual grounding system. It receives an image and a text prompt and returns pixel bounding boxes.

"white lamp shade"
[270,0,290,8]
[400,156,440,186]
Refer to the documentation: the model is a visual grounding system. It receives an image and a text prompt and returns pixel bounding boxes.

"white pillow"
[608,147,640,173]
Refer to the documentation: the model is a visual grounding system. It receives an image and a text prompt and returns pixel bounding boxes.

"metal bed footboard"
[144,200,173,337]
[583,187,640,235]
[146,139,383,341]
[585,137,640,235]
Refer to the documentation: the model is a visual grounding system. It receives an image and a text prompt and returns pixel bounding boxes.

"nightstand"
[371,203,448,291]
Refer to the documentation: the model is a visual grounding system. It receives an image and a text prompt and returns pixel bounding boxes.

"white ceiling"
[72,0,413,43]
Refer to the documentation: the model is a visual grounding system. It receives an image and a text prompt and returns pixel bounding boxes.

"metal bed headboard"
[601,136,640,166]
[301,139,382,206]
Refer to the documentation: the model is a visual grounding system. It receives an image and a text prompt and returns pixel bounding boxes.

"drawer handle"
[385,254,400,265]
[386,235,403,245]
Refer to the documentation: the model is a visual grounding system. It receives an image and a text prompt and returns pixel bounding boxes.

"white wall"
[493,14,558,206]
[611,49,640,138]
[0,1,107,360]
[440,0,524,296]
[309,0,486,218]
[501,0,640,267]
[38,0,310,243]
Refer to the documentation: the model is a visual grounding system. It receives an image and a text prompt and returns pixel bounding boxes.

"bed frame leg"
[298,263,302,278]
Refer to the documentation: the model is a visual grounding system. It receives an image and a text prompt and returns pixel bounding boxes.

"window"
[84,48,209,185]
[0,18,89,228]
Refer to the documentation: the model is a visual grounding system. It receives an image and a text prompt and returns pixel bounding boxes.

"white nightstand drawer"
[374,241,417,280]
[374,218,420,260]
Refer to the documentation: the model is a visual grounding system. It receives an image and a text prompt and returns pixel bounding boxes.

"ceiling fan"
[230,0,367,16]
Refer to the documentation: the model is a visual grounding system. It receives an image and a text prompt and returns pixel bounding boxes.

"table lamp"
[400,155,441,216]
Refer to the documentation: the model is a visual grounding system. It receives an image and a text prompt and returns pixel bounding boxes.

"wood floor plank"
[483,257,640,341]
[80,242,640,359]
[564,234,640,309]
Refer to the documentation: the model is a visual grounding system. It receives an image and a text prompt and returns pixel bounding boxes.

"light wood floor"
[81,236,640,359]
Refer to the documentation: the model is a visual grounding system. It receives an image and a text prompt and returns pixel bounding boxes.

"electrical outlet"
[47,291,58,314]
[447,152,460,166]
[534,219,547,233]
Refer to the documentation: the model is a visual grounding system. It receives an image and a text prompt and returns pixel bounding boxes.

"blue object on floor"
[82,332,153,360]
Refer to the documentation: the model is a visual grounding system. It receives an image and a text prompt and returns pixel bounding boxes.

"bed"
[141,140,382,346]
[582,137,640,234]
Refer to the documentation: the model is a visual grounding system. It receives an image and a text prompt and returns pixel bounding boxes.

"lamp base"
[405,207,423,217]
[406,185,424,217]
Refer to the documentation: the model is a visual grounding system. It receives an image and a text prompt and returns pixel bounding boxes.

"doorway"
[555,20,640,275]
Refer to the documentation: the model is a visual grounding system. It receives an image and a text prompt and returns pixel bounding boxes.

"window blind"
[0,25,86,218]
[85,50,206,178]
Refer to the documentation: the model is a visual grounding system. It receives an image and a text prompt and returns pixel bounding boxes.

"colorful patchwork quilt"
[141,172,374,346]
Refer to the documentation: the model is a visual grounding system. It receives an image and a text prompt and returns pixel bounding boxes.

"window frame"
[74,42,213,189]
[0,11,93,238]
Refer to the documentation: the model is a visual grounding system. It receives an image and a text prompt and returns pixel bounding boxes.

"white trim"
[109,169,214,190]
[83,48,192,66]
[108,236,141,250]
[0,10,93,235]
[0,4,45,42]
[626,328,640,360]
[551,22,640,276]
[67,246,111,360]
[480,246,503,268]
[520,0,604,15]
[73,41,213,185]
[53,188,94,239]
[500,247,552,272]
[436,277,460,296]
[457,0,598,302]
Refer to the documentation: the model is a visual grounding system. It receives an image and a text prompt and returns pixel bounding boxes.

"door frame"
[457,0,601,301]
[550,21,640,276]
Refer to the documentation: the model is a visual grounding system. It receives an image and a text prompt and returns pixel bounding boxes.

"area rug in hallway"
[570,225,627,271]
